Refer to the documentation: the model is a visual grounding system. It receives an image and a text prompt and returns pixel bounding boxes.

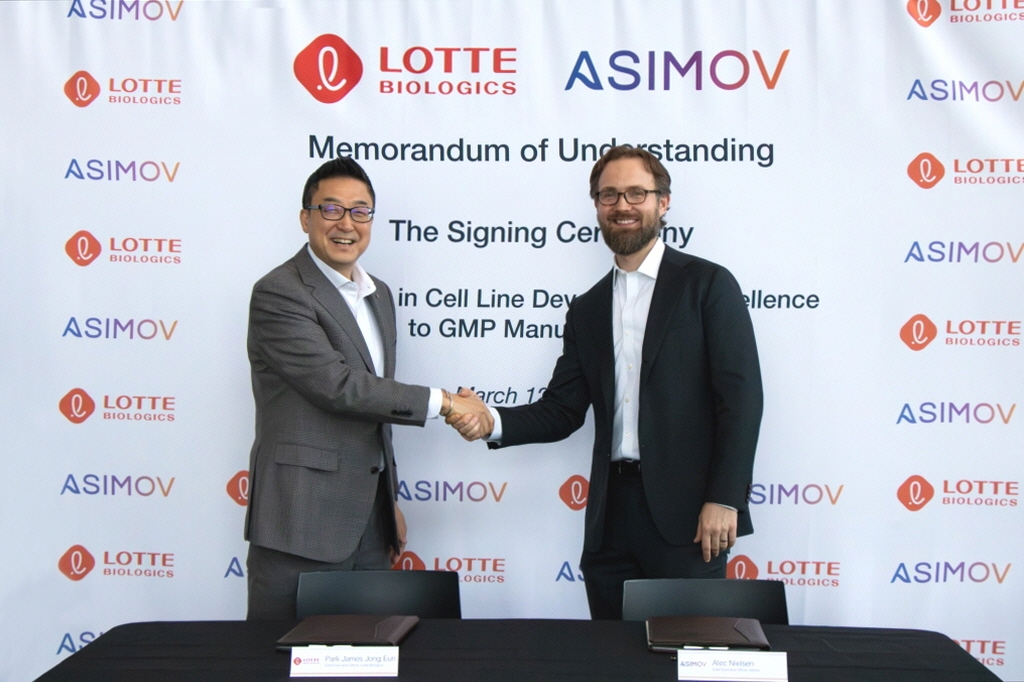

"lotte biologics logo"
[900,314,938,351]
[898,475,935,511]
[294,35,363,103]
[559,475,589,511]
[64,70,101,107]
[907,0,942,27]
[59,545,96,581]
[65,230,102,266]
[908,153,945,188]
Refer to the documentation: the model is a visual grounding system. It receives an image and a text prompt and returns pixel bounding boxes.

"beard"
[599,210,661,256]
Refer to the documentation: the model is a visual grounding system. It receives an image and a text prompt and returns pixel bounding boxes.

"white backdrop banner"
[0,1,1021,680]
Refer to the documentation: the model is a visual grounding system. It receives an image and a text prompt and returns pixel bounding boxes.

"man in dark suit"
[452,146,762,619]
[245,158,490,619]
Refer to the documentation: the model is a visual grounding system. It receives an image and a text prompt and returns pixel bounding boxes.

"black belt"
[611,459,641,476]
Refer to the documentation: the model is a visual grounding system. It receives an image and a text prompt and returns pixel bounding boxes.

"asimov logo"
[897,475,935,511]
[907,78,1024,103]
[555,561,585,582]
[900,314,938,350]
[65,158,180,182]
[227,470,249,506]
[59,545,96,581]
[908,0,942,27]
[59,388,96,423]
[294,35,363,103]
[565,48,789,92]
[896,401,1016,425]
[67,0,183,21]
[891,560,1011,584]
[749,483,844,505]
[904,240,1024,264]
[64,71,101,107]
[56,630,105,656]
[559,475,589,510]
[397,479,507,502]
[61,473,176,497]
[62,317,179,340]
[907,152,945,188]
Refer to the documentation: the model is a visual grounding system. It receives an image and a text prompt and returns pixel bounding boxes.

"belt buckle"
[615,459,640,475]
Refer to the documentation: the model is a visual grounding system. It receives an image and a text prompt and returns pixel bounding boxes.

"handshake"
[441,388,493,442]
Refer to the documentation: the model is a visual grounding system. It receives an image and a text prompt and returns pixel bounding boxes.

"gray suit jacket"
[244,246,430,563]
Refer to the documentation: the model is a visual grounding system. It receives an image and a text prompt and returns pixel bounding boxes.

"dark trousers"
[246,472,394,620]
[580,467,727,620]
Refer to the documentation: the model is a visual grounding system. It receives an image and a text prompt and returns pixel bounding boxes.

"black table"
[36,618,1001,682]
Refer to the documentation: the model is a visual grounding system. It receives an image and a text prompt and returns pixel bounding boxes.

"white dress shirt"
[610,238,665,461]
[488,239,666,448]
[307,245,442,417]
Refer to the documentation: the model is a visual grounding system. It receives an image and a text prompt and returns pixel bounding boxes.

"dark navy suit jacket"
[493,246,762,551]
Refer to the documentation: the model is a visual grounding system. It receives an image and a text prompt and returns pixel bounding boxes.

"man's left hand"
[694,503,737,563]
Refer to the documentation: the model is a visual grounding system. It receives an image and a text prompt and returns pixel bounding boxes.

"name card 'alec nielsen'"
[289,645,399,677]
[677,650,788,682]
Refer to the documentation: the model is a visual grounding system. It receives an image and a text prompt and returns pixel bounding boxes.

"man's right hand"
[447,388,493,441]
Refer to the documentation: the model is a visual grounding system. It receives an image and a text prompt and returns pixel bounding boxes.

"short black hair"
[302,157,375,208]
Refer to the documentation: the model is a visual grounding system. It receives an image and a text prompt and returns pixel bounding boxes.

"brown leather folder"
[646,616,771,652]
[276,614,419,649]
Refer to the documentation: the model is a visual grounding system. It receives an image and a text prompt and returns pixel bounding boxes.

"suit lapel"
[641,249,689,386]
[367,282,393,378]
[294,247,377,374]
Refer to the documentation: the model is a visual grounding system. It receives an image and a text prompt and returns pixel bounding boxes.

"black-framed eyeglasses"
[304,204,375,222]
[595,188,660,206]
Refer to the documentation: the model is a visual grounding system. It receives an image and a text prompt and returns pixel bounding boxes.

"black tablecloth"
[35,618,1001,682]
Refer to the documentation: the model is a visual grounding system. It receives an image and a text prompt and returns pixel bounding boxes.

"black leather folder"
[276,614,419,649]
[646,616,771,652]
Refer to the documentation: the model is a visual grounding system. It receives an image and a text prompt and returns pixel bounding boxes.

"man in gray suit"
[244,158,490,619]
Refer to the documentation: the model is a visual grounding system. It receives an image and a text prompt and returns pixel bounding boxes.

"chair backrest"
[621,578,788,624]
[296,570,462,619]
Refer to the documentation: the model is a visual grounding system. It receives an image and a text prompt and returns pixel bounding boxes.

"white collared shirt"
[610,238,665,461]
[308,245,385,377]
[307,245,442,417]
[488,240,666,447]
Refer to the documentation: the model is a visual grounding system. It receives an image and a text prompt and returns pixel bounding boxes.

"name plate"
[290,645,399,677]
[677,649,788,681]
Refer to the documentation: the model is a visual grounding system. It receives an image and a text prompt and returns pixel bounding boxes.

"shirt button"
[625,398,630,403]
[628,364,633,370]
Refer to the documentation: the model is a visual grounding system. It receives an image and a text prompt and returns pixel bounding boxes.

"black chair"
[296,570,462,619]
[621,578,789,624]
